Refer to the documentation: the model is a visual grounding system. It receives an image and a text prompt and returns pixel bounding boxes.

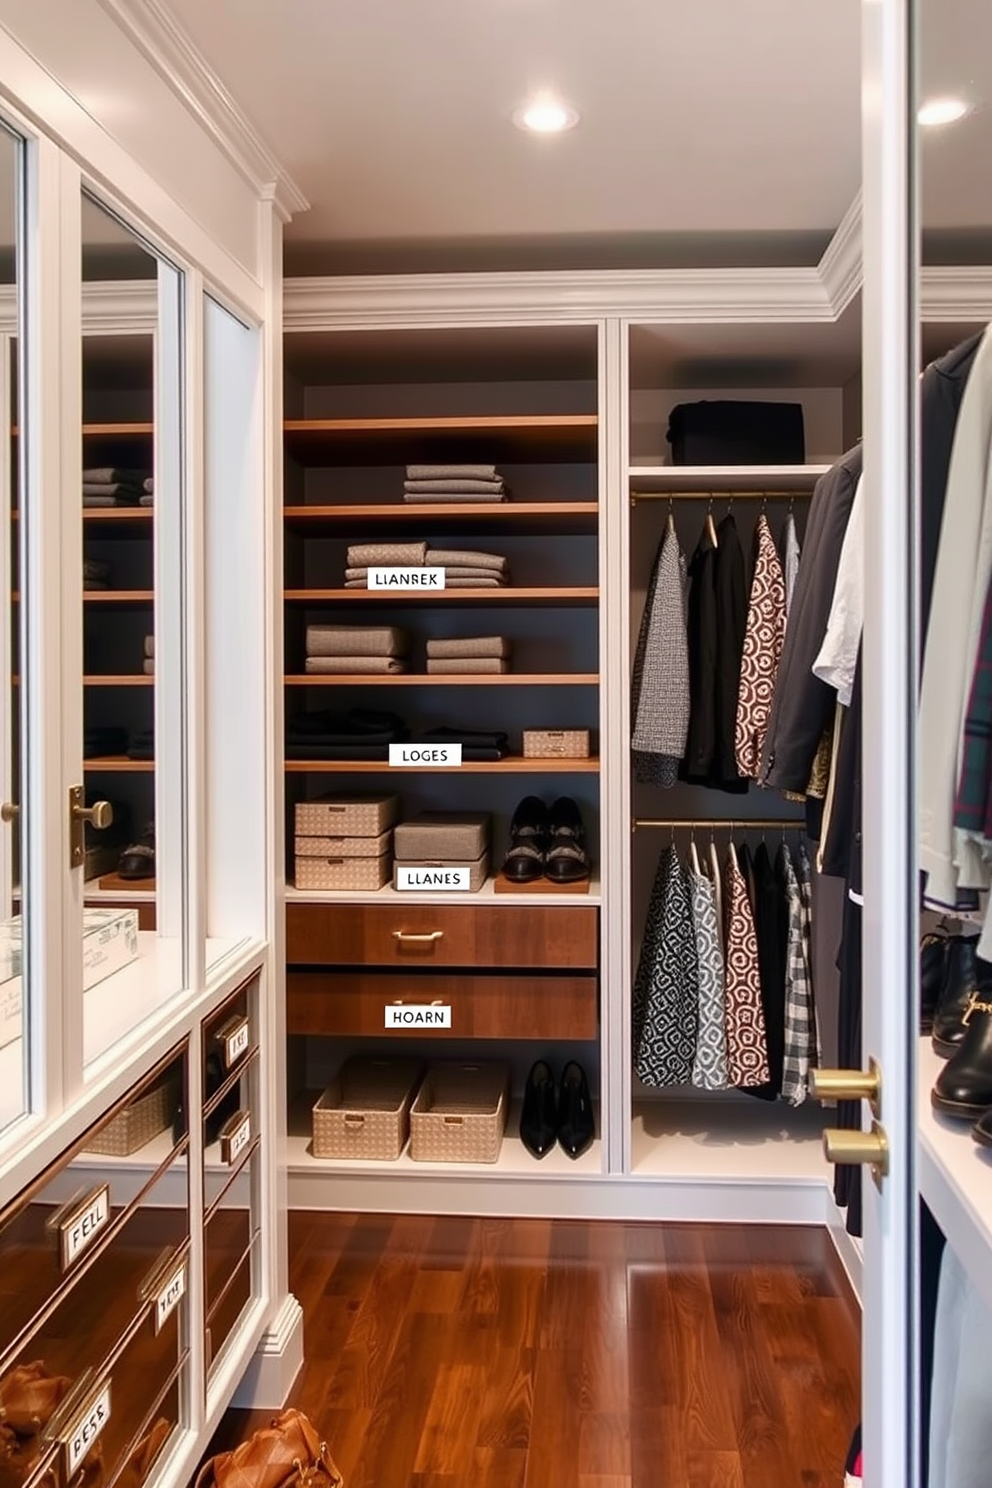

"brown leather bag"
[195,1411,343,1488]
[0,1363,73,1437]
[116,1418,171,1488]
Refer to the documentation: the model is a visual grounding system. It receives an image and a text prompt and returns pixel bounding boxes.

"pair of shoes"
[931,933,980,1057]
[501,796,591,884]
[520,1060,595,1159]
[119,822,155,880]
[931,950,992,1127]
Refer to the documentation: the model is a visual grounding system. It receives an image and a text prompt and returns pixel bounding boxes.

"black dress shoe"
[920,931,949,1035]
[932,934,980,1057]
[118,822,155,881]
[545,797,591,884]
[557,1061,595,1159]
[520,1060,557,1158]
[972,1108,992,1148]
[932,967,992,1119]
[501,796,549,884]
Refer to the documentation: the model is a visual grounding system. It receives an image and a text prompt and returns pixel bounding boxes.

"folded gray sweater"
[407,464,497,480]
[306,624,409,658]
[426,658,509,674]
[346,541,427,568]
[305,656,407,674]
[428,549,507,573]
[426,636,511,659]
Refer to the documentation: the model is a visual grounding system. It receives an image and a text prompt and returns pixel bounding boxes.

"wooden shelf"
[84,676,154,686]
[284,587,598,606]
[284,673,599,687]
[628,463,831,494]
[84,757,154,772]
[283,501,598,536]
[97,872,156,894]
[83,422,154,437]
[82,508,153,528]
[285,756,600,774]
[83,590,154,604]
[284,414,598,463]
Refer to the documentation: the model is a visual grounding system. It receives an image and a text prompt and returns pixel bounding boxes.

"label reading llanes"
[64,1380,111,1478]
[368,567,446,591]
[388,743,462,768]
[396,866,471,891]
[153,1258,187,1333]
[59,1185,110,1272]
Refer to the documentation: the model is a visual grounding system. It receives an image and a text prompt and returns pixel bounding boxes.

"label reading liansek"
[396,866,471,891]
[368,567,446,591]
[389,743,462,767]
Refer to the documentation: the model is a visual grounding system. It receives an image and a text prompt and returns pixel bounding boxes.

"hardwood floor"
[214,1213,860,1488]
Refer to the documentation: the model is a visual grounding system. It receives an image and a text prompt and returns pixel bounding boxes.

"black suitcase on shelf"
[666,399,806,465]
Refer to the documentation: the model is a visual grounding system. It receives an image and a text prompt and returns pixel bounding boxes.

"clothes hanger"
[705,495,718,548]
[689,824,701,876]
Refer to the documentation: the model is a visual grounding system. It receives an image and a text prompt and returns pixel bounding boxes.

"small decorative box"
[295,829,393,859]
[295,855,392,892]
[393,812,490,861]
[295,793,399,837]
[522,729,591,758]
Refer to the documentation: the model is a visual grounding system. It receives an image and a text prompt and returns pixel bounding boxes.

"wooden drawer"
[285,902,598,970]
[287,970,599,1041]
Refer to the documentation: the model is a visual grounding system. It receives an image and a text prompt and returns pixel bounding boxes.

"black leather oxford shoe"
[932,965,992,1119]
[520,1060,558,1158]
[932,935,981,1058]
[557,1061,595,1159]
[501,796,549,884]
[920,930,949,1035]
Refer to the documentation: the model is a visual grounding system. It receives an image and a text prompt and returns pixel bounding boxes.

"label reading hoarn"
[367,567,446,591]
[384,1005,452,1028]
[396,866,471,891]
[388,743,462,768]
[65,1381,111,1478]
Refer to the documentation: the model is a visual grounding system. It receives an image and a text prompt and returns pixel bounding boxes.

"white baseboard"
[231,1294,304,1409]
[828,1213,864,1304]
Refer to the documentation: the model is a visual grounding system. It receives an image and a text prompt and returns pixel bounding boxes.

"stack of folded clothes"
[286,708,409,760]
[402,464,508,504]
[305,624,410,675]
[143,636,154,675]
[84,725,128,759]
[84,558,112,591]
[426,636,512,675]
[83,468,149,507]
[141,476,153,507]
[344,542,509,589]
[128,728,154,761]
[417,724,509,761]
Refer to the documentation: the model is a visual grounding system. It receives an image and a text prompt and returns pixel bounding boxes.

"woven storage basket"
[393,852,489,893]
[295,828,392,859]
[87,1076,179,1156]
[295,793,399,837]
[409,1061,509,1164]
[295,854,391,891]
[313,1057,424,1161]
[522,729,590,758]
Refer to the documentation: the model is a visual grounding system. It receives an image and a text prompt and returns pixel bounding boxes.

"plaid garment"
[955,572,992,833]
[781,843,817,1106]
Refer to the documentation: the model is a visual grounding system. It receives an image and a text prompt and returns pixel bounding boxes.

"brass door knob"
[809,1058,881,1115]
[823,1121,889,1189]
[72,799,113,830]
[68,785,113,869]
[0,801,18,823]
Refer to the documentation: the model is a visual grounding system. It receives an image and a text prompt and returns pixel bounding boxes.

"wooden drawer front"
[286,903,598,970]
[287,970,599,1041]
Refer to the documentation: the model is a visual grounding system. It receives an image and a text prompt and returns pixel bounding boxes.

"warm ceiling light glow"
[918,96,971,127]
[513,98,579,134]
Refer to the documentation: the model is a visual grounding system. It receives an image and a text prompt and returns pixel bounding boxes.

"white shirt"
[812,475,865,708]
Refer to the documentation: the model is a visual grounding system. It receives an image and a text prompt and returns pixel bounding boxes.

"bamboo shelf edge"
[285,757,600,774]
[284,673,599,686]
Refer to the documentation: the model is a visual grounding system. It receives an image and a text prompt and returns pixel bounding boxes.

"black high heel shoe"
[520,1060,558,1158]
[557,1062,595,1159]
[545,797,591,884]
[501,796,549,884]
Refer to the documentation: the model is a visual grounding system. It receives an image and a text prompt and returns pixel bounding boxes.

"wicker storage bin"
[295,828,392,859]
[522,729,591,758]
[394,812,490,861]
[393,852,489,893]
[295,854,391,891]
[313,1057,424,1160]
[409,1061,509,1164]
[295,793,399,837]
[87,1076,180,1156]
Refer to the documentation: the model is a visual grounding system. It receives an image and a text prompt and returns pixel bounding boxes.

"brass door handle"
[822,1121,889,1189]
[73,800,113,830]
[809,1058,881,1116]
[391,930,444,945]
[68,785,113,869]
[0,801,18,823]
[391,998,445,1006]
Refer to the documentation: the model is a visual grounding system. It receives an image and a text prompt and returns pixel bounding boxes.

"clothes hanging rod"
[630,489,813,505]
[632,817,804,832]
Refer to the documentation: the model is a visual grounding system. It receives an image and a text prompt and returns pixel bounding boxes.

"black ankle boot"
[932,935,981,1058]
[932,962,992,1119]
[520,1060,557,1158]
[920,931,949,1035]
[557,1062,595,1159]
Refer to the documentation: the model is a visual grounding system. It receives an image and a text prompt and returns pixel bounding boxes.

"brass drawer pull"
[391,998,445,1006]
[391,930,444,945]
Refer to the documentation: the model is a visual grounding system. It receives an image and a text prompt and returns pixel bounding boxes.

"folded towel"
[83,495,118,508]
[421,725,509,749]
[347,541,427,568]
[83,578,109,591]
[428,549,507,572]
[407,464,498,481]
[306,624,409,659]
[426,658,509,674]
[82,483,142,500]
[83,468,147,485]
[344,575,504,589]
[305,656,407,674]
[143,477,154,494]
[143,658,155,676]
[140,494,153,506]
[426,636,511,659]
[402,491,507,504]
[403,479,505,494]
[144,635,154,658]
[84,559,111,582]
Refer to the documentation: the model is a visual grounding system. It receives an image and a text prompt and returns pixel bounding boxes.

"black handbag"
[667,400,806,465]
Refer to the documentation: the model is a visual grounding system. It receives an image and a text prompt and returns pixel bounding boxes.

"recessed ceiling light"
[918,96,971,127]
[512,98,579,134]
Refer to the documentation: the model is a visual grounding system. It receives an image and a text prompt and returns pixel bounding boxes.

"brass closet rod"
[632,817,804,832]
[630,488,814,506]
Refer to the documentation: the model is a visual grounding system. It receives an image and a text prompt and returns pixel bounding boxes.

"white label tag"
[154,1259,186,1333]
[65,1381,111,1477]
[61,1186,110,1271]
[388,743,462,768]
[223,1019,250,1068]
[396,866,471,891]
[368,567,445,591]
[384,1004,452,1028]
[224,1113,251,1165]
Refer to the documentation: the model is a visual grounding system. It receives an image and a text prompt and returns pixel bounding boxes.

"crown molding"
[818,191,863,316]
[920,265,992,320]
[0,280,157,334]
[284,266,834,331]
[95,0,309,222]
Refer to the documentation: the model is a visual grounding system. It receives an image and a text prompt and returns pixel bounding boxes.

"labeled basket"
[313,1057,424,1161]
[295,829,392,859]
[522,729,591,758]
[295,793,399,838]
[295,854,391,891]
[409,1061,509,1164]
[87,1075,180,1156]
